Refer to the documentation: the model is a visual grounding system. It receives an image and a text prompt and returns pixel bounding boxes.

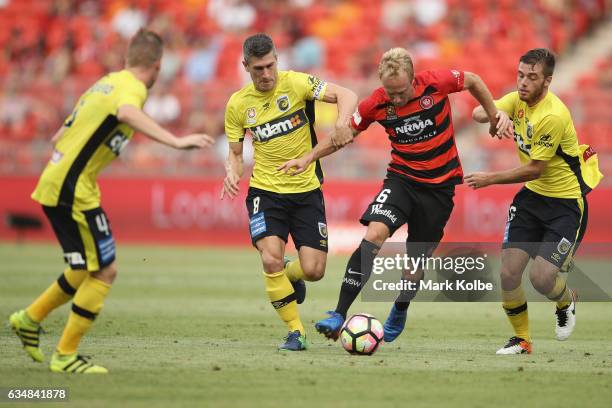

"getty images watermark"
[360,242,612,302]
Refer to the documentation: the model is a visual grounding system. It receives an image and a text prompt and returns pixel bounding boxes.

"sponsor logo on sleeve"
[451,70,461,86]
[105,130,130,155]
[308,75,326,100]
[534,133,553,148]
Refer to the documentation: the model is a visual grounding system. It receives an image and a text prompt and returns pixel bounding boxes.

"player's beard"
[521,84,545,104]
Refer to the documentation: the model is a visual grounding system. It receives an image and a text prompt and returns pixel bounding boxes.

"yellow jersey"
[225,70,328,194]
[495,91,602,198]
[32,70,147,210]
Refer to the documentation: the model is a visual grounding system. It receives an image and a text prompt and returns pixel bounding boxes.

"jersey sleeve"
[115,80,147,111]
[494,92,518,117]
[429,69,465,95]
[530,115,563,161]
[224,97,245,143]
[350,96,376,132]
[290,71,328,101]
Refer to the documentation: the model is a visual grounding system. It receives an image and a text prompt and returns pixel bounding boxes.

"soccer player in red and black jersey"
[279,48,512,342]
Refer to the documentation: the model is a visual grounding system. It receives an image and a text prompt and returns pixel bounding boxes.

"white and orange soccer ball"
[340,313,384,355]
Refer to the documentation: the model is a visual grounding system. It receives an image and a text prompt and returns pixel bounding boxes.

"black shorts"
[245,187,328,252]
[43,205,116,271]
[360,172,455,248]
[502,187,588,269]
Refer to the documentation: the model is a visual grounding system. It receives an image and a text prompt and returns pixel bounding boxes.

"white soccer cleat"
[496,336,532,355]
[555,289,577,341]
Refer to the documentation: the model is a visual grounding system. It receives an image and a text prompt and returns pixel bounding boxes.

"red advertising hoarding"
[1,176,609,250]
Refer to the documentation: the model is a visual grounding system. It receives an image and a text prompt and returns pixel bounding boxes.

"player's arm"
[277,127,361,175]
[319,82,358,148]
[465,160,547,189]
[221,141,243,199]
[116,105,214,149]
[464,72,513,139]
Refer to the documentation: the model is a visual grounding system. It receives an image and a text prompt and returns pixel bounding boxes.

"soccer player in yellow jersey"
[466,49,603,354]
[8,29,214,373]
[221,33,357,350]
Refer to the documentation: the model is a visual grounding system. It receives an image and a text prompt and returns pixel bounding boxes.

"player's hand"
[176,133,215,149]
[221,171,240,199]
[331,125,354,148]
[464,172,492,189]
[491,111,513,140]
[277,155,312,176]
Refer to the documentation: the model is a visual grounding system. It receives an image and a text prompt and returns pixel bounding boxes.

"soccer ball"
[340,313,384,355]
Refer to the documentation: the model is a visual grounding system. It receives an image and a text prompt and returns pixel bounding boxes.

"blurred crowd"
[0,0,609,179]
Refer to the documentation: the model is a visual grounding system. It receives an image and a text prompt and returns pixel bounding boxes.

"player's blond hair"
[378,48,414,80]
[127,29,163,68]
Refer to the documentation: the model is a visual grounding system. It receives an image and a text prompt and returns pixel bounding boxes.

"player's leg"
[496,248,532,354]
[9,206,88,363]
[256,236,306,350]
[246,188,306,350]
[314,222,389,339]
[496,189,541,355]
[315,178,407,339]
[50,207,115,373]
[529,195,586,341]
[296,246,326,282]
[337,179,407,317]
[384,184,455,342]
[283,188,329,305]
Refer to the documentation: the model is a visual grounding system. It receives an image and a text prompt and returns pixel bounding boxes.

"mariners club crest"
[318,222,328,238]
[276,95,290,112]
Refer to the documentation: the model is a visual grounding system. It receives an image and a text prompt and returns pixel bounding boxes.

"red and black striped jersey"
[351,69,465,186]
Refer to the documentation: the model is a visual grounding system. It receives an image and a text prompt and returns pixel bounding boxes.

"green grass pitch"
[1,243,611,407]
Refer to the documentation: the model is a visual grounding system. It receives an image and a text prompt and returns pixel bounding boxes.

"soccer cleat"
[8,310,45,362]
[314,311,344,340]
[555,289,577,341]
[284,257,306,304]
[49,352,108,374]
[383,304,407,342]
[496,336,533,355]
[278,330,307,351]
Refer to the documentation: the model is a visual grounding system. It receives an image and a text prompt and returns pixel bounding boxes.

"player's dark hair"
[520,48,556,77]
[127,28,163,68]
[243,33,275,62]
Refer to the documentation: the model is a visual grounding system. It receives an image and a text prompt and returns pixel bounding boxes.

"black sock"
[393,272,423,312]
[335,239,380,318]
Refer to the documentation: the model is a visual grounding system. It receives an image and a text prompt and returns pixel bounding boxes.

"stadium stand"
[0,0,608,180]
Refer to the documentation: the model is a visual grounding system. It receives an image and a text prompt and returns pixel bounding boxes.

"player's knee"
[500,264,521,288]
[92,263,118,284]
[364,226,389,247]
[261,251,284,273]
[302,258,326,281]
[528,269,554,294]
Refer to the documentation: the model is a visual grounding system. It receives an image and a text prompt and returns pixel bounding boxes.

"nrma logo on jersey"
[249,109,308,142]
[395,116,435,138]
